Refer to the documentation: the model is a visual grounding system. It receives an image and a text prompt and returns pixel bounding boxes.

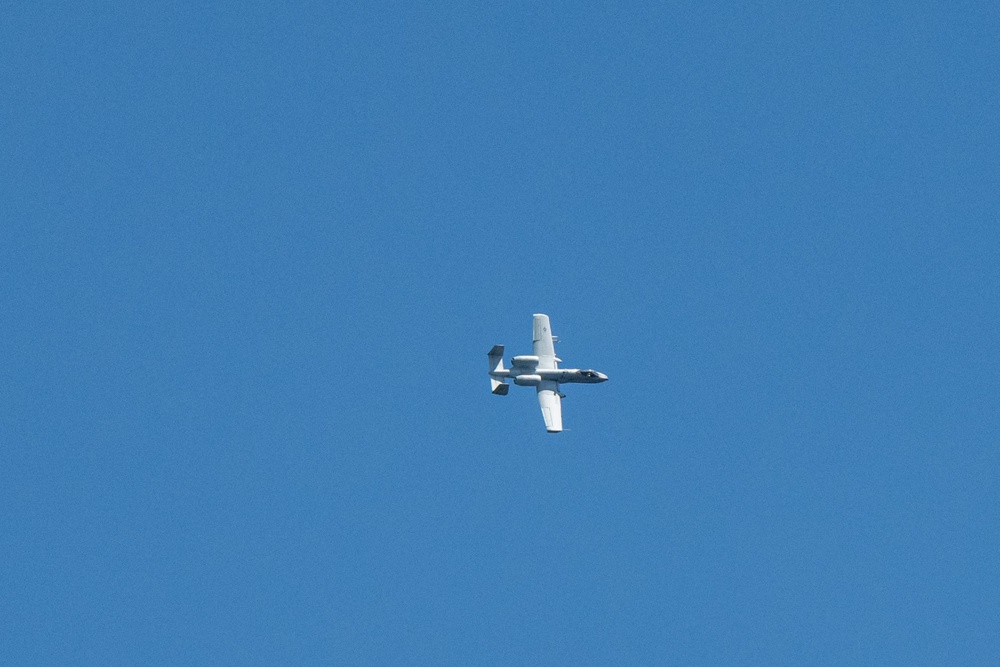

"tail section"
[488,345,509,395]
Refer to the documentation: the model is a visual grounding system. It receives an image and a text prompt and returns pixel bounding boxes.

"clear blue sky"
[3,2,998,664]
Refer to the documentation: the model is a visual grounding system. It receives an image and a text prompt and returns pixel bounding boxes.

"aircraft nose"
[599,372,609,382]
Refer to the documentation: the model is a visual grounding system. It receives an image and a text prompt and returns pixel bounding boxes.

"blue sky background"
[3,1,999,664]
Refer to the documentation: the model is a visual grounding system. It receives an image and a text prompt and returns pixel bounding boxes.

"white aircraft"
[488,314,608,433]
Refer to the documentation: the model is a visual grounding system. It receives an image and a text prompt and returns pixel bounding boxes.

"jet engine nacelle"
[513,374,542,386]
[511,355,540,368]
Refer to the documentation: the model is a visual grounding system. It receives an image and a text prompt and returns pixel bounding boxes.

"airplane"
[488,314,608,433]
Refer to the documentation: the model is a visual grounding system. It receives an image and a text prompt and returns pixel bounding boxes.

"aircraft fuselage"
[490,367,608,385]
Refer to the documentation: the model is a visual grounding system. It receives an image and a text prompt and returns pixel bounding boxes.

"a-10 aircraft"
[488,314,608,433]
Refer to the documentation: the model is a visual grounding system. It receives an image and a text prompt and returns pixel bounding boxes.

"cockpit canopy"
[580,370,600,379]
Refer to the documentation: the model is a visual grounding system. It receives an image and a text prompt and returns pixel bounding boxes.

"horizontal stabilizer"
[488,345,507,395]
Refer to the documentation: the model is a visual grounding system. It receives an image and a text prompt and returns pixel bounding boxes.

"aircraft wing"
[537,381,563,433]
[532,314,557,369]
